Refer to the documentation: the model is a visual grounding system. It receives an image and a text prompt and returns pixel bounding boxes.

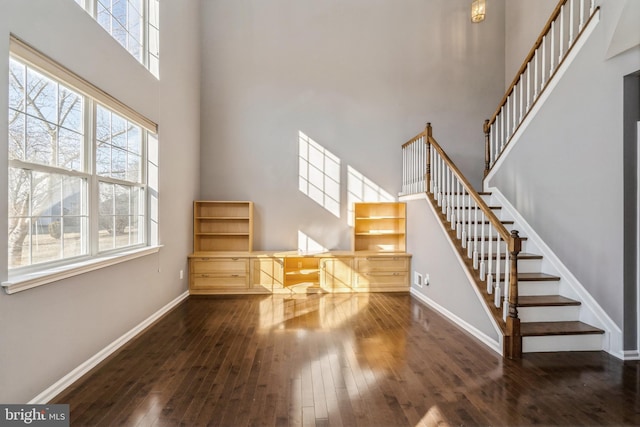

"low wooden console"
[188,201,411,295]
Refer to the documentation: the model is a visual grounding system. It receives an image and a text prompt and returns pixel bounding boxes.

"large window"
[7,39,158,274]
[74,0,160,77]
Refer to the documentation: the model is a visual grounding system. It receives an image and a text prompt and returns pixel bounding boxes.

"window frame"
[74,0,160,78]
[3,36,160,294]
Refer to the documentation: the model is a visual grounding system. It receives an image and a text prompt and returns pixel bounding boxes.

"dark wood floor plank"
[52,293,640,426]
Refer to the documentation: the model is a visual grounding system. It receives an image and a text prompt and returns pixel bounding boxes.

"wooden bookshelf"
[353,202,406,252]
[193,201,253,252]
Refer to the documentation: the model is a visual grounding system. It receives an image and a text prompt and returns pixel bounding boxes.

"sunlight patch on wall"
[347,165,395,226]
[298,131,340,217]
[298,230,328,254]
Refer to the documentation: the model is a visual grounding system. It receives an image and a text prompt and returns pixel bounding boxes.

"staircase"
[400,124,606,358]
[463,192,604,354]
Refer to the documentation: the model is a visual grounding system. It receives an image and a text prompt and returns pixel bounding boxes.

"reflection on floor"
[53,293,640,426]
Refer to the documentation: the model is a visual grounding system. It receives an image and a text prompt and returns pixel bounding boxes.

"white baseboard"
[410,288,502,356]
[623,350,640,361]
[29,291,190,404]
[487,186,623,358]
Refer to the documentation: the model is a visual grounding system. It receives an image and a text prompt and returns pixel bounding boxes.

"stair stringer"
[485,186,623,359]
[401,193,504,356]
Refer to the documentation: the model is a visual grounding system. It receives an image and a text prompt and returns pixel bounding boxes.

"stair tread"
[463,220,514,224]
[518,295,581,307]
[470,236,528,241]
[499,272,560,281]
[521,321,604,336]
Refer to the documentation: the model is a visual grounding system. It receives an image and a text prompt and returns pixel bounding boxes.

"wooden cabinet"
[283,257,320,292]
[189,255,250,294]
[320,257,353,293]
[353,202,406,252]
[187,201,410,295]
[251,256,284,293]
[193,201,253,252]
[354,254,410,291]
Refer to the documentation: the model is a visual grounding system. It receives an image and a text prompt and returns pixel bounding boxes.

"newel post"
[505,230,522,359]
[425,123,432,194]
[483,119,491,177]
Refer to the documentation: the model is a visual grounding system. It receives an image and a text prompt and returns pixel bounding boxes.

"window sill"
[2,245,163,295]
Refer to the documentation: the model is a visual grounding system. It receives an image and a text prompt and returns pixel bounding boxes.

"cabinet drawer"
[356,256,408,272]
[191,274,248,290]
[355,271,408,288]
[191,258,248,273]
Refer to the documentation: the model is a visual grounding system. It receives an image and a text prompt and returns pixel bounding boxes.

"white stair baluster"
[487,224,493,294]
[569,0,575,45]
[503,251,511,321]
[494,236,501,308]
[559,5,565,62]
[479,211,486,279]
[472,203,479,267]
[550,21,555,73]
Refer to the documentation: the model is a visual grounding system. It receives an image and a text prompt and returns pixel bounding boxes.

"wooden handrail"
[403,123,523,357]
[427,132,511,244]
[487,0,567,128]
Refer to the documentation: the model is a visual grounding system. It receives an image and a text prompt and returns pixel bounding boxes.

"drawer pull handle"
[202,258,210,261]
[231,274,239,277]
[231,257,239,261]
[202,274,209,278]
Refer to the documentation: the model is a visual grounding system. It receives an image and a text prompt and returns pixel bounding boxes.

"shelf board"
[196,232,250,236]
[195,217,251,220]
[354,216,403,220]
[355,231,405,236]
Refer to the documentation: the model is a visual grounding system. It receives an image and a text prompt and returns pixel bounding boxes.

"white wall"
[488,0,640,331]
[406,197,500,344]
[0,0,201,402]
[199,0,506,251]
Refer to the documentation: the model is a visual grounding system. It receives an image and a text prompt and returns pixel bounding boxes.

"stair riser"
[522,334,603,353]
[518,281,560,296]
[518,305,580,322]
[473,258,541,275]
[453,223,516,236]
[464,240,531,254]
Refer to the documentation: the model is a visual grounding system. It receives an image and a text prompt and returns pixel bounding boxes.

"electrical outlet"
[180,269,184,279]
[414,271,423,287]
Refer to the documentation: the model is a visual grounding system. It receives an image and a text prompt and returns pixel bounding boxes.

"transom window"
[7,39,158,272]
[74,0,160,77]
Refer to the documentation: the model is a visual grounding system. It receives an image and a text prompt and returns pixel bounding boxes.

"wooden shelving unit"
[353,202,406,252]
[193,201,253,252]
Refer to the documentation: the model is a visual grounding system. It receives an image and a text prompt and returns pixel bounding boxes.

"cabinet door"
[320,258,353,292]
[354,256,410,291]
[251,257,283,292]
[189,257,249,294]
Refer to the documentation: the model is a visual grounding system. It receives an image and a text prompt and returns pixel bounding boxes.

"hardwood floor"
[53,293,640,426]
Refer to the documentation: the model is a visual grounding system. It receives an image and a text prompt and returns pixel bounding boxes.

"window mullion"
[88,99,100,257]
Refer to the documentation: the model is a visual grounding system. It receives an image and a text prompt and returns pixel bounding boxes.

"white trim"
[637,120,640,360]
[623,350,640,361]
[2,245,162,294]
[400,193,503,354]
[9,35,157,133]
[486,186,623,358]
[485,9,600,184]
[28,290,189,404]
[410,288,502,355]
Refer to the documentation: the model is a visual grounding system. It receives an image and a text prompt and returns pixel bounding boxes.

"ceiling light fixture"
[471,0,486,23]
